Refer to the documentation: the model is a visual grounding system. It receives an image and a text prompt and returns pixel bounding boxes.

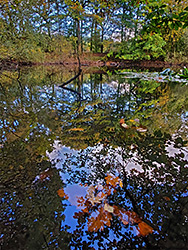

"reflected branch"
[62,86,81,99]
[58,68,82,88]
[16,67,24,93]
[59,52,82,106]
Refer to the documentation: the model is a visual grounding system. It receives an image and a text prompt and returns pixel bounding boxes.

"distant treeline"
[0,0,188,63]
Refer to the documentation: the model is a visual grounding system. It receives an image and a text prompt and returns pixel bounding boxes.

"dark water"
[0,66,188,250]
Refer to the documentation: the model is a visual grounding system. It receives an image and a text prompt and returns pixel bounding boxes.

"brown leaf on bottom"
[137,221,153,236]
[87,207,112,232]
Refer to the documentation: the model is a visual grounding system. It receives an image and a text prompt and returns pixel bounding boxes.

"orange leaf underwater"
[87,207,112,232]
[57,188,69,199]
[105,174,123,188]
[137,221,153,236]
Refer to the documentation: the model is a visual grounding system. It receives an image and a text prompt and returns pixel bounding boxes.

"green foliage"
[113,33,166,60]
[144,5,188,33]
[0,0,187,63]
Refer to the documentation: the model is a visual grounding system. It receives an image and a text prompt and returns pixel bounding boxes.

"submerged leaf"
[57,188,69,199]
[88,207,112,232]
[121,123,129,129]
[69,128,84,131]
[137,221,153,236]
[136,126,147,133]
[104,203,114,213]
[39,168,52,181]
[105,174,123,188]
[163,196,171,201]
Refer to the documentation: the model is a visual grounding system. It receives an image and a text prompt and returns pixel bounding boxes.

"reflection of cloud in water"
[48,140,188,184]
[47,140,77,165]
[65,184,87,207]
[62,184,88,232]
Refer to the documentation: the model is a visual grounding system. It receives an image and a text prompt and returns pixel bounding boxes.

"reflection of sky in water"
[62,184,87,231]
[61,182,140,250]
[48,137,188,242]
[1,70,188,249]
[48,141,142,243]
[47,139,188,247]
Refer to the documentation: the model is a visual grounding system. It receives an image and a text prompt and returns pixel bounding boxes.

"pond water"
[0,66,188,250]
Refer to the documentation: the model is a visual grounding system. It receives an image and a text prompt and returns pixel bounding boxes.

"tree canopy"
[0,0,188,62]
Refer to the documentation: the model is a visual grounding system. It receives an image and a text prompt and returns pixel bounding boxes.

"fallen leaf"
[105,174,123,188]
[73,211,84,219]
[163,196,170,201]
[88,207,112,232]
[69,128,84,131]
[88,196,102,206]
[96,191,107,200]
[95,184,103,191]
[77,196,86,206]
[86,185,106,206]
[86,185,95,197]
[104,203,114,213]
[119,180,123,188]
[113,205,129,225]
[82,207,89,213]
[137,221,153,236]
[103,185,113,196]
[57,188,69,199]
[77,197,91,212]
[125,211,142,224]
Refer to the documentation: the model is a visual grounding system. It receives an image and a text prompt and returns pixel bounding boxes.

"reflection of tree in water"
[0,68,188,249]
[59,130,188,249]
[0,139,71,250]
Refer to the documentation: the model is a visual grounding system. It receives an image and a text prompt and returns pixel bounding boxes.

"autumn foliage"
[58,173,154,236]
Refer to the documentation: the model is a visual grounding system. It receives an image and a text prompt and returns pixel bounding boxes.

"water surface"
[0,66,188,249]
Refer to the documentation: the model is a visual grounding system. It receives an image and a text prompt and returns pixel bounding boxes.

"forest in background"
[0,0,188,65]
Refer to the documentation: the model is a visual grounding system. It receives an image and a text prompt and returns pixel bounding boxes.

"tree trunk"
[101,27,104,53]
[76,18,81,54]
[90,19,94,52]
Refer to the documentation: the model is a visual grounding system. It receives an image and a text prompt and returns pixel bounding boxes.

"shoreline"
[0,56,188,71]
